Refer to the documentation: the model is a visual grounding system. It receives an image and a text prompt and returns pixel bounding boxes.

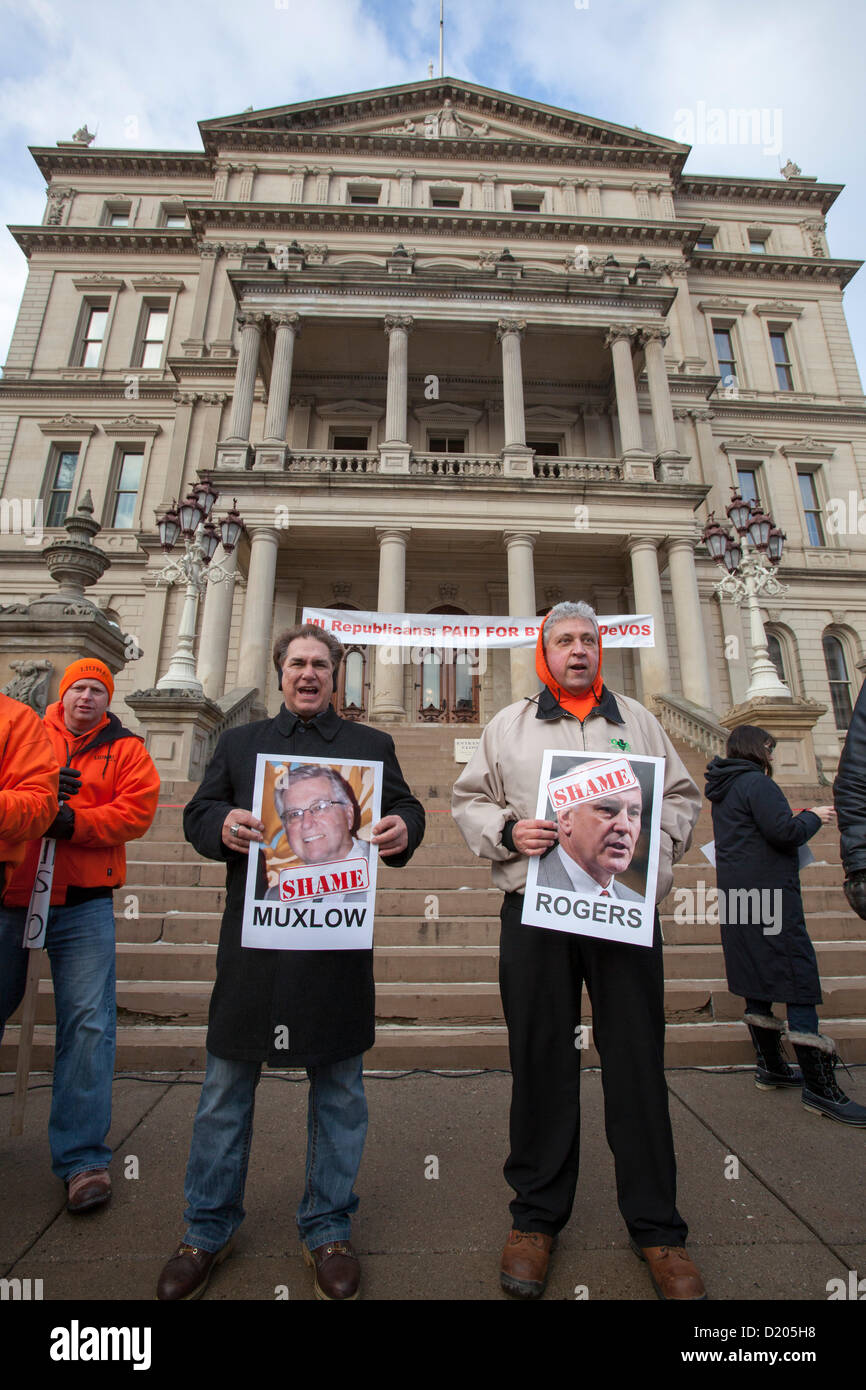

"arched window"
[766,633,787,688]
[822,634,854,730]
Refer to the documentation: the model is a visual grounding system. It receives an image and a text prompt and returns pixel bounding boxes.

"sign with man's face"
[522,750,664,947]
[241,754,383,951]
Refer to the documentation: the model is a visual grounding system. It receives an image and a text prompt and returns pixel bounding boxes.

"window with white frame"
[769,329,795,390]
[134,300,170,368]
[44,448,79,527]
[511,190,544,212]
[736,465,761,505]
[161,204,187,228]
[797,469,825,546]
[428,434,466,453]
[110,448,145,528]
[749,233,769,252]
[822,633,854,730]
[712,323,738,386]
[103,201,131,226]
[72,301,110,368]
[429,185,463,209]
[347,183,380,206]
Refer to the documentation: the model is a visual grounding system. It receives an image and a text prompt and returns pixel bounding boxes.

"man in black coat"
[835,680,866,920]
[156,624,424,1301]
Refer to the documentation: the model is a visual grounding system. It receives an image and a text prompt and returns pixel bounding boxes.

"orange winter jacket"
[3,701,160,907]
[0,692,59,890]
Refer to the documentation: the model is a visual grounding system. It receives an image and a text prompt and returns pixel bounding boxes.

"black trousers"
[499,892,687,1246]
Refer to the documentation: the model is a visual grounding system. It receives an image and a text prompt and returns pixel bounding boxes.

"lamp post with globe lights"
[153,475,244,693]
[701,488,790,700]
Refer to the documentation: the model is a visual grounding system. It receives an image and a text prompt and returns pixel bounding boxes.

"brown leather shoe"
[630,1239,707,1300]
[500,1229,556,1299]
[66,1168,111,1214]
[303,1240,360,1300]
[156,1241,233,1301]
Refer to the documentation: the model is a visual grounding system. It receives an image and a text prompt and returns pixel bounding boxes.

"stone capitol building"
[0,76,864,779]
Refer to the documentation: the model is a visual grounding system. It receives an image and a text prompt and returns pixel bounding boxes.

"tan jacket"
[451,686,700,901]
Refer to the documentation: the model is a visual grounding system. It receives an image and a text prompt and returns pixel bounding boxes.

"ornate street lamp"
[153,476,245,692]
[700,488,790,700]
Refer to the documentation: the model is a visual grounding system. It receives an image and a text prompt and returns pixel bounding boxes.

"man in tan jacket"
[452,600,705,1301]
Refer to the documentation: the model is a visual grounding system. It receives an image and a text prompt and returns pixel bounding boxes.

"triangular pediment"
[200,79,687,159]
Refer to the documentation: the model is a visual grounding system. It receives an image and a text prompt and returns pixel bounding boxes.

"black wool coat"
[834,680,866,876]
[184,703,425,1067]
[704,756,822,1004]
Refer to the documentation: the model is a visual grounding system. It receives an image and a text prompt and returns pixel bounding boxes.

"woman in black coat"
[705,725,865,1126]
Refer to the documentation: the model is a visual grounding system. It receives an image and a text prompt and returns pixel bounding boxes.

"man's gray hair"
[542,601,599,648]
[274,764,351,819]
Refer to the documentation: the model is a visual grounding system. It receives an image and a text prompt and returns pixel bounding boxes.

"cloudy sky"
[1,0,865,378]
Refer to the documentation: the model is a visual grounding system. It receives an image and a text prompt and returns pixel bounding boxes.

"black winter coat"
[704,756,822,1004]
[184,703,425,1067]
[834,681,866,875]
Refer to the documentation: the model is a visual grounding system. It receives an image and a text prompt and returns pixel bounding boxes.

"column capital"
[384,314,414,335]
[604,325,638,349]
[236,311,267,332]
[503,529,539,549]
[626,534,661,554]
[269,311,300,331]
[639,324,671,346]
[666,535,699,554]
[197,241,223,259]
[496,317,526,341]
[375,526,411,546]
[246,523,282,545]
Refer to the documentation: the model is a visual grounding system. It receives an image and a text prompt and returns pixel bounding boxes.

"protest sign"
[302,607,654,649]
[241,753,382,951]
[522,749,664,948]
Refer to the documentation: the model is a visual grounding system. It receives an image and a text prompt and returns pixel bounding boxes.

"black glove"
[58,766,82,801]
[46,805,75,840]
[843,871,866,921]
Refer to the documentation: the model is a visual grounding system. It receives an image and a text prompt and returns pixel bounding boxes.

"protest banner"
[522,749,664,948]
[302,607,654,649]
[241,753,382,951]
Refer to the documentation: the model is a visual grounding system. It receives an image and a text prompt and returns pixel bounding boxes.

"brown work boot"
[66,1168,111,1214]
[630,1239,707,1300]
[499,1229,556,1299]
[156,1241,233,1301]
[303,1240,360,1300]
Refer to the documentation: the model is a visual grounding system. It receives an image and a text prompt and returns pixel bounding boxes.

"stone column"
[667,538,713,710]
[195,544,239,700]
[224,312,265,443]
[370,528,410,720]
[504,530,538,700]
[237,526,280,714]
[262,312,300,443]
[379,316,413,473]
[669,264,705,373]
[627,536,671,705]
[640,326,678,456]
[497,319,533,477]
[606,326,652,480]
[163,392,196,512]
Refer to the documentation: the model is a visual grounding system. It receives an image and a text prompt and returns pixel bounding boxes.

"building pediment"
[200,79,688,164]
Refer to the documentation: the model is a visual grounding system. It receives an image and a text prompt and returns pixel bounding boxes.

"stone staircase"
[3,724,864,1072]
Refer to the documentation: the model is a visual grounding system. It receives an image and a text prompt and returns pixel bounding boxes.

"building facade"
[1,79,864,772]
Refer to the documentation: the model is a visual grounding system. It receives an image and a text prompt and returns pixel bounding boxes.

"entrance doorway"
[416,605,480,723]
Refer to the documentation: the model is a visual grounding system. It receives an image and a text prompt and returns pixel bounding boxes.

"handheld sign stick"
[10,838,55,1137]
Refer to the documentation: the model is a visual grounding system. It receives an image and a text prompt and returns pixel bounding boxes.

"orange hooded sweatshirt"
[535,609,604,721]
[3,700,160,907]
[0,692,59,890]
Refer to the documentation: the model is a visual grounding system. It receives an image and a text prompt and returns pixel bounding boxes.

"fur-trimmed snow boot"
[788,1031,866,1126]
[744,1012,802,1090]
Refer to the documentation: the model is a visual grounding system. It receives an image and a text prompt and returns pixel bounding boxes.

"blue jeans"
[0,898,116,1179]
[182,1049,368,1253]
[745,997,820,1033]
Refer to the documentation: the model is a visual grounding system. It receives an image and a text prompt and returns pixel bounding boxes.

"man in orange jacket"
[0,690,59,890]
[0,659,159,1212]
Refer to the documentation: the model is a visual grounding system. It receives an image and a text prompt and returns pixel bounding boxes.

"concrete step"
[5,1016,866,1072]
[662,911,866,945]
[19,973,866,1030]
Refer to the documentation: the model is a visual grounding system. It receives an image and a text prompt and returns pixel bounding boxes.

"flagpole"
[439,0,444,76]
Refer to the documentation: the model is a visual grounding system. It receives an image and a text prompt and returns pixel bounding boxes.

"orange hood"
[535,611,604,721]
